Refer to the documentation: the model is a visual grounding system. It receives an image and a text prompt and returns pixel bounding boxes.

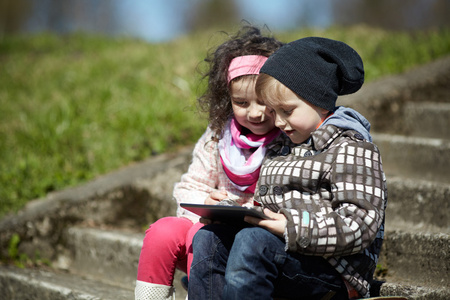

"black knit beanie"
[260,37,364,111]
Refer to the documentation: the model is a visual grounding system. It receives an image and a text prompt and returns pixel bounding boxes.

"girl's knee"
[145,217,192,243]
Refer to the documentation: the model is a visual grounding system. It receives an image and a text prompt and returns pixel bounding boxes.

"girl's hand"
[200,190,228,224]
[244,208,287,237]
[204,190,228,205]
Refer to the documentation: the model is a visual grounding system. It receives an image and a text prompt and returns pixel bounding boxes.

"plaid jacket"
[255,125,387,297]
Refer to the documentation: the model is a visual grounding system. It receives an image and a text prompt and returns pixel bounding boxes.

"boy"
[189,37,387,300]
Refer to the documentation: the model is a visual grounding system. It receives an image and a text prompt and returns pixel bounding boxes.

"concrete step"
[372,133,450,183]
[372,177,449,291]
[1,176,447,300]
[0,226,189,299]
[63,226,143,289]
[1,228,447,300]
[3,263,448,300]
[367,101,450,139]
[379,281,450,300]
[338,55,450,137]
[0,265,133,300]
[399,102,450,139]
[379,227,450,288]
[386,176,449,231]
[62,226,187,299]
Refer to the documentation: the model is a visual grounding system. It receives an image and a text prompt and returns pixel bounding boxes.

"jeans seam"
[207,237,222,300]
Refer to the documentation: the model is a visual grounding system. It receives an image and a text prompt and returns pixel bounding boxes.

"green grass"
[1,26,450,217]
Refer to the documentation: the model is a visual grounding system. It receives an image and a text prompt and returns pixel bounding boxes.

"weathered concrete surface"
[339,55,450,133]
[0,146,192,261]
[64,227,144,288]
[373,133,450,183]
[386,177,449,231]
[0,266,134,300]
[380,282,450,300]
[400,102,450,138]
[380,230,450,287]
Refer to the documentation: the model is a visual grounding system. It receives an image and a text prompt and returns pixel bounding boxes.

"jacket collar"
[310,125,343,151]
[268,124,364,157]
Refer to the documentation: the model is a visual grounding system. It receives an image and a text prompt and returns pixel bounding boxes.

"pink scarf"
[218,118,280,193]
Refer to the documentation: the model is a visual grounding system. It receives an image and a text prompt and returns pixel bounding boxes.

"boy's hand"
[245,208,287,237]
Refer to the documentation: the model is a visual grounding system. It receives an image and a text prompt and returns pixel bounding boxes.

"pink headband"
[227,55,268,84]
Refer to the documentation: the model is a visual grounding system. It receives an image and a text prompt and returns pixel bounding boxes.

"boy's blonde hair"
[255,73,289,106]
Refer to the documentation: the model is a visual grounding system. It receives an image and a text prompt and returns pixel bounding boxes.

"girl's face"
[266,87,329,144]
[230,77,276,135]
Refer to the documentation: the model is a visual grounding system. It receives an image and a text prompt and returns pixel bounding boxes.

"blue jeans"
[188,225,348,300]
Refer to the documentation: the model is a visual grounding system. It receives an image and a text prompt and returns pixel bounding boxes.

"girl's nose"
[247,103,264,120]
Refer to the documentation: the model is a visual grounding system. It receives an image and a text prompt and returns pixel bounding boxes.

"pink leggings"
[136,216,203,285]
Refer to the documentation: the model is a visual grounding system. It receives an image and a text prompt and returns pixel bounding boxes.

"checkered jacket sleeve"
[256,127,387,257]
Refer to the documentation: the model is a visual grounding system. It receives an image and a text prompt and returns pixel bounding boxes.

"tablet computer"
[180,203,271,223]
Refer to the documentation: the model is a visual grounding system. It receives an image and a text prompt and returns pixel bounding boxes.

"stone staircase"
[1,56,449,299]
[339,56,450,299]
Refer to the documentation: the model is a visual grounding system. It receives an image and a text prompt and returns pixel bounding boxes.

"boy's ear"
[320,108,330,117]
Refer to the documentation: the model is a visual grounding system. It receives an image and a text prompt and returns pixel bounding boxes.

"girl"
[188,37,387,299]
[135,26,283,300]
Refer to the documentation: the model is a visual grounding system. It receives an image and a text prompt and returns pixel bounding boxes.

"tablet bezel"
[180,203,271,222]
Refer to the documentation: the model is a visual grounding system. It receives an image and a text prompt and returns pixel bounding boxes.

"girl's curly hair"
[198,25,284,140]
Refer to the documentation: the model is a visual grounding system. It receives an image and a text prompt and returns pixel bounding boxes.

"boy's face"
[230,77,276,136]
[265,87,329,144]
